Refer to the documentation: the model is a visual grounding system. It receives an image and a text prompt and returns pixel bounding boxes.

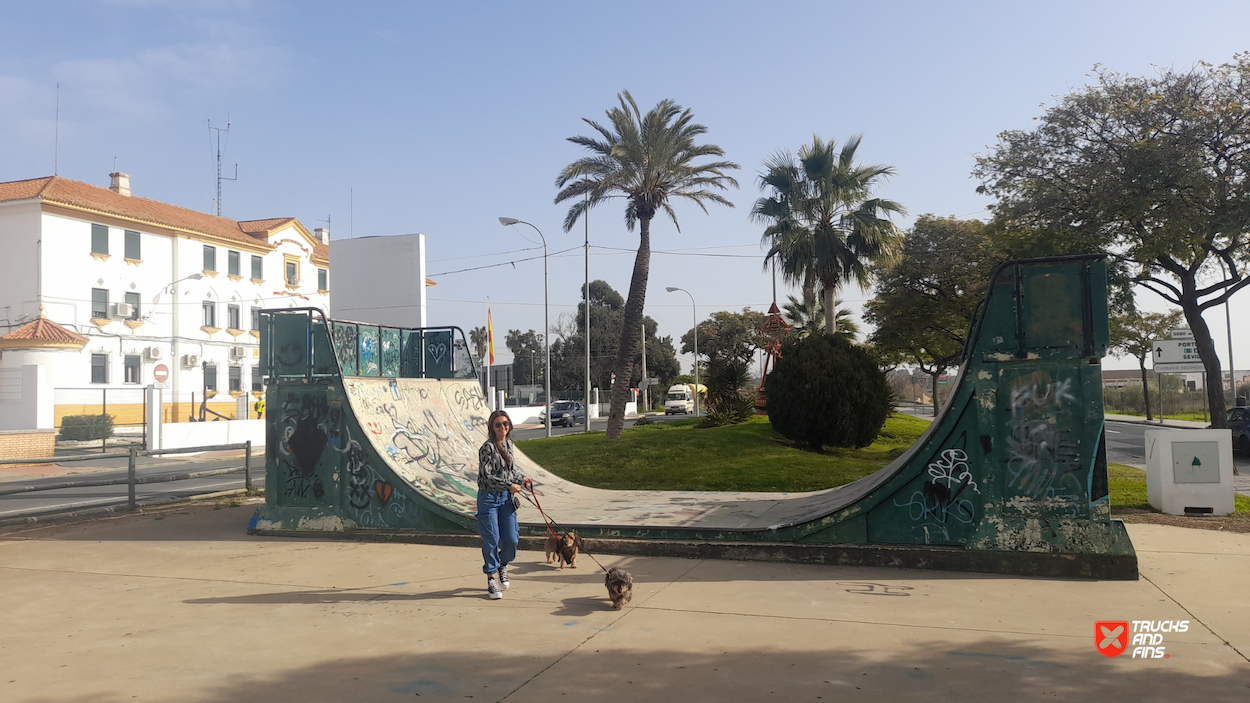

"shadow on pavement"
[15,639,1249,702]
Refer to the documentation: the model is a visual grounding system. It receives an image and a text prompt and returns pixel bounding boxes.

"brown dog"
[605,567,633,609]
[557,531,582,568]
[544,531,582,567]
[544,534,561,565]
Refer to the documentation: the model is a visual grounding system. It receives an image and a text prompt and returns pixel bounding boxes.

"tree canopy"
[863,216,994,414]
[975,56,1250,426]
[752,134,904,332]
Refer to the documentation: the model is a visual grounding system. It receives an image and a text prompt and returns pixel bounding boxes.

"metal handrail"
[259,306,476,382]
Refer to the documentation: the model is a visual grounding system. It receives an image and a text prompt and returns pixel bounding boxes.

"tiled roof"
[0,313,88,350]
[238,216,329,263]
[0,176,327,263]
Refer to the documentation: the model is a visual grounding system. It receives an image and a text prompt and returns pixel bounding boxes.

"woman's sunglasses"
[492,421,511,428]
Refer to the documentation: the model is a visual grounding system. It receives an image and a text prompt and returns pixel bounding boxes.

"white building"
[0,173,330,430]
[329,233,429,328]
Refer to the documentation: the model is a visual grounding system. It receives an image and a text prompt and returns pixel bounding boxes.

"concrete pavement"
[1,504,1247,702]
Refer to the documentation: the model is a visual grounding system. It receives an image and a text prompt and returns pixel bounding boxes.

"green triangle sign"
[1192,457,1202,467]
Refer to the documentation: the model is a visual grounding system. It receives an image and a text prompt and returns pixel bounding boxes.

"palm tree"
[782,291,860,341]
[753,135,904,332]
[556,91,739,439]
[469,326,488,364]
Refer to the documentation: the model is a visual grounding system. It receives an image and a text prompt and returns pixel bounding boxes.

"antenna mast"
[208,115,237,216]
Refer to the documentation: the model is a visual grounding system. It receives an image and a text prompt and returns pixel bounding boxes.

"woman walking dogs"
[478,410,531,600]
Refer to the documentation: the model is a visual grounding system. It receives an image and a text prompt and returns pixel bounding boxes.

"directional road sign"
[1153,362,1205,374]
[1170,328,1194,339]
[1153,340,1201,364]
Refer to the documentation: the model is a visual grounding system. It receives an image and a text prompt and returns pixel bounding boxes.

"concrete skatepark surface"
[343,376,891,531]
[1,503,1247,702]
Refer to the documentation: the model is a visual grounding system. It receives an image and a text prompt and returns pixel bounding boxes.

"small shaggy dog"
[544,531,582,568]
[605,568,633,610]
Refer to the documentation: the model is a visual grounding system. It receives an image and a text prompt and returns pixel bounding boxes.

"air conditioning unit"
[113,303,134,318]
[145,347,164,360]
[229,346,247,359]
[182,354,200,368]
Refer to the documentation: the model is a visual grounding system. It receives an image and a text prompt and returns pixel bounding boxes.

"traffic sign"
[1154,362,1205,374]
[153,364,169,383]
[1153,340,1200,364]
[1170,328,1194,340]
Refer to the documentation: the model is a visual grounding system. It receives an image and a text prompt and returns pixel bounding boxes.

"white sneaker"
[487,577,503,600]
[498,563,510,591]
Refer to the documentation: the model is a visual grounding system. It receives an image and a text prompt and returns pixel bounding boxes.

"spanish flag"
[487,307,495,365]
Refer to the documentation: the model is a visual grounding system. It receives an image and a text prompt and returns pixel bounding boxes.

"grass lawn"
[516,414,931,492]
[1110,461,1250,513]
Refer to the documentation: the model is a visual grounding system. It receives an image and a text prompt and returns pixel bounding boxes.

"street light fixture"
[499,216,552,438]
[666,286,698,416]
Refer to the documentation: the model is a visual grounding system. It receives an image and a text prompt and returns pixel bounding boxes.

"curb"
[0,486,258,530]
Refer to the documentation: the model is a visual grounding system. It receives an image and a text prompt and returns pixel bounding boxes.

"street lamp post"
[666,287,698,416]
[583,194,591,433]
[161,272,203,425]
[499,217,551,438]
[1217,258,1237,402]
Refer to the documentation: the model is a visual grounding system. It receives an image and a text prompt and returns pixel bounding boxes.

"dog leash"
[523,484,610,574]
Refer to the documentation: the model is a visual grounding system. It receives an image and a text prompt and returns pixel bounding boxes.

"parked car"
[540,401,586,427]
[1229,406,1250,455]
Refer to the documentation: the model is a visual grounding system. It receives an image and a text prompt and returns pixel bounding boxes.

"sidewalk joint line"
[1139,572,1250,664]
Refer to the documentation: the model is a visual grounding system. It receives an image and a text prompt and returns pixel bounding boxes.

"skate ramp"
[252,255,1137,577]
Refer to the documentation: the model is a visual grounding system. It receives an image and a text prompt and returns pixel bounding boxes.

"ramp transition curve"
[251,256,1136,578]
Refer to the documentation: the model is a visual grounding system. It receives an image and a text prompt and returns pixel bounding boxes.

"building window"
[251,366,263,392]
[124,354,141,384]
[202,301,216,328]
[285,258,299,286]
[91,288,109,319]
[251,307,261,332]
[91,354,109,384]
[251,255,263,280]
[91,224,108,255]
[203,245,216,272]
[227,304,241,330]
[204,363,218,392]
[229,366,242,393]
[124,292,141,320]
[228,250,240,276]
[317,268,328,291]
[124,230,141,260]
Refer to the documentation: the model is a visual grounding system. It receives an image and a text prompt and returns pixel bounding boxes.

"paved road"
[0,453,262,521]
[511,411,698,441]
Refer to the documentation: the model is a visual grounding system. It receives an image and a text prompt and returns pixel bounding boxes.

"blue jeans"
[477,490,518,575]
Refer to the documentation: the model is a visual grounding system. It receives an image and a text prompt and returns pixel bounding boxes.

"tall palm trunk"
[822,285,837,333]
[606,217,651,439]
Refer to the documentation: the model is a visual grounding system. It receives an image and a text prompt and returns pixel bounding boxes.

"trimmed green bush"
[765,333,892,450]
[59,414,115,441]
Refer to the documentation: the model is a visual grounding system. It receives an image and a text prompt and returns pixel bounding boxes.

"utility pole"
[640,323,648,412]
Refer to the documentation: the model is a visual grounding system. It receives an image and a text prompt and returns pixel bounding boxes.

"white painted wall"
[159,418,265,450]
[330,234,427,328]
[0,364,53,430]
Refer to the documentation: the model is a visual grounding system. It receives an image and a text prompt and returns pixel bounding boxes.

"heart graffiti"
[373,480,394,508]
[426,343,448,362]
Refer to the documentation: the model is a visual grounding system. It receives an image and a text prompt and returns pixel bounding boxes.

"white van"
[664,385,694,414]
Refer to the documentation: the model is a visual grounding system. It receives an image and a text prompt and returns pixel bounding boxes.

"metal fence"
[0,441,254,522]
[53,387,148,451]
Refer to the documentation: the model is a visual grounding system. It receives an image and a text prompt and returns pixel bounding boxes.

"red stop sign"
[153,364,169,383]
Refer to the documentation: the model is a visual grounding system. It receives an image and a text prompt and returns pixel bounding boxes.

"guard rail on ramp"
[250,255,1136,579]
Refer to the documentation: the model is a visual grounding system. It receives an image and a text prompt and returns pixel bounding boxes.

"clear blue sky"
[4,1,1249,372]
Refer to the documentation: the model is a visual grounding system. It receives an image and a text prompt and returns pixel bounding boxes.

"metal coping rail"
[0,441,255,508]
[258,306,476,382]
